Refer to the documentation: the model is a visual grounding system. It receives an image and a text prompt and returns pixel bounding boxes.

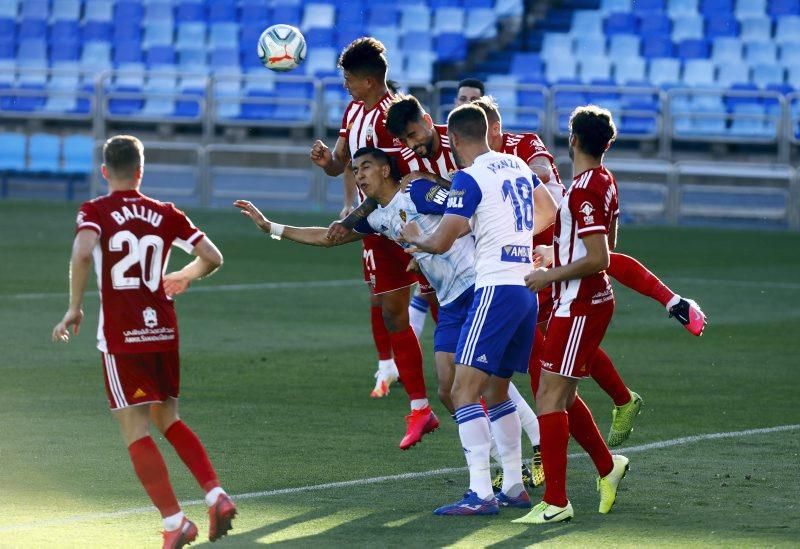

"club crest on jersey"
[399,210,407,222]
[501,245,531,263]
[579,201,595,224]
[143,307,158,328]
[366,124,373,141]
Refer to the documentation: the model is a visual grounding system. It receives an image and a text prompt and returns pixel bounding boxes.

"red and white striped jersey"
[396,124,458,181]
[339,91,400,159]
[502,132,564,247]
[76,189,205,354]
[552,166,619,317]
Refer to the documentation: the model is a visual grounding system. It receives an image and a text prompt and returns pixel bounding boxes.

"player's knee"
[381,309,408,332]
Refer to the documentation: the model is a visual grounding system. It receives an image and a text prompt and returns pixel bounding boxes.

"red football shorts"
[536,289,553,324]
[361,234,419,295]
[539,302,614,379]
[101,351,180,410]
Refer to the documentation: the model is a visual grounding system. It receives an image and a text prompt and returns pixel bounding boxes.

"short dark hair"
[386,79,400,94]
[338,37,388,80]
[385,94,426,137]
[352,146,400,180]
[447,104,488,143]
[103,135,144,179]
[569,105,617,157]
[471,95,501,126]
[458,78,485,95]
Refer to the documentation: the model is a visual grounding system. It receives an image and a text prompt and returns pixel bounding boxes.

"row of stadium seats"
[0,132,92,173]
[598,0,800,17]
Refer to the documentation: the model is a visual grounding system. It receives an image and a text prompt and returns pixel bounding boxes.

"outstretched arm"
[52,229,98,342]
[234,200,363,247]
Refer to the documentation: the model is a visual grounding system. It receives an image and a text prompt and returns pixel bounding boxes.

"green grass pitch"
[1,200,798,547]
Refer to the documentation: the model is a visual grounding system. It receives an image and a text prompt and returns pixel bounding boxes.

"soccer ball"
[257,24,307,72]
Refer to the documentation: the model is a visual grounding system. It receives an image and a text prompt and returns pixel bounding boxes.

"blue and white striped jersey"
[354,180,476,305]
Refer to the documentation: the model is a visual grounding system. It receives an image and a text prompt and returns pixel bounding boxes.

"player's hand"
[524,268,552,292]
[163,272,191,297]
[310,140,333,169]
[533,244,554,268]
[399,220,422,244]
[326,220,352,242]
[234,200,271,233]
[400,170,435,188]
[52,308,83,343]
[406,258,421,273]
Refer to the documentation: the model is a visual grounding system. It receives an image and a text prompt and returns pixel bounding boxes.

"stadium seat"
[642,36,674,58]
[63,135,93,174]
[775,16,800,44]
[494,0,523,18]
[115,62,146,89]
[83,21,113,43]
[769,0,800,15]
[600,0,632,13]
[436,33,467,62]
[369,27,399,51]
[81,42,112,71]
[302,3,336,30]
[608,34,640,58]
[20,0,48,20]
[142,71,177,117]
[649,57,681,86]
[208,1,236,23]
[304,47,337,76]
[0,132,26,171]
[114,41,143,65]
[400,5,431,32]
[434,7,466,34]
[214,70,242,119]
[465,9,498,39]
[740,17,773,42]
[671,15,704,41]
[706,16,739,38]
[209,23,239,49]
[682,59,716,87]
[667,0,699,17]
[678,39,710,59]
[571,10,605,36]
[715,62,750,87]
[735,0,766,17]
[510,53,544,79]
[579,57,612,82]
[146,46,176,68]
[752,64,785,88]
[18,40,47,63]
[614,56,647,83]
[176,23,207,50]
[0,0,16,18]
[787,66,800,88]
[143,2,174,26]
[640,14,672,36]
[177,1,205,22]
[729,102,771,137]
[745,41,778,64]
[545,57,578,82]
[239,1,269,23]
[19,19,47,42]
[28,133,61,173]
[605,12,638,35]
[404,51,436,82]
[402,31,434,52]
[210,48,238,70]
[711,37,743,63]
[52,0,81,21]
[144,22,175,48]
[780,43,800,65]
[271,5,302,26]
[574,35,606,57]
[178,48,206,70]
[84,0,114,23]
[541,33,572,58]
[115,1,144,24]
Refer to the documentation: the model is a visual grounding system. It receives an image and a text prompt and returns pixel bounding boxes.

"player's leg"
[608,252,707,335]
[370,288,398,399]
[409,291,430,338]
[434,351,456,414]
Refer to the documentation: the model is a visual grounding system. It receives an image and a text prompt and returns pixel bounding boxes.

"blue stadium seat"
[579,57,612,82]
[740,17,772,42]
[84,0,114,22]
[735,0,766,17]
[114,62,146,89]
[28,133,61,173]
[667,0,698,17]
[142,71,177,117]
[0,17,14,41]
[510,53,544,79]
[541,33,572,58]
[176,22,207,50]
[63,135,93,174]
[115,1,144,24]
[214,70,242,119]
[240,1,269,23]
[787,66,800,88]
[780,43,800,65]
[600,0,632,13]
[51,42,80,63]
[671,14,704,41]
[402,31,433,52]
[400,5,431,32]
[336,28,363,50]
[144,22,175,48]
[775,16,800,44]
[18,39,47,63]
[271,5,302,26]
[752,64,785,87]
[177,1,205,22]
[208,1,236,22]
[700,0,734,14]
[81,42,112,71]
[305,27,335,48]
[210,48,238,70]
[302,3,336,30]
[706,16,739,38]
[639,13,671,36]
[114,23,143,42]
[144,2,174,25]
[83,21,113,43]
[648,57,681,86]
[729,102,770,137]
[678,38,710,58]
[0,133,26,171]
[682,59,716,86]
[114,41,143,65]
[633,0,666,15]
[571,10,605,36]
[464,0,493,8]
[769,0,800,15]
[44,64,80,113]
[147,46,176,67]
[545,57,578,82]
[494,0,523,18]
[604,12,638,35]
[465,8,498,39]
[434,7,466,34]
[436,33,467,61]
[179,48,206,70]
[20,0,48,20]
[0,0,17,18]
[609,34,640,58]
[745,41,778,64]
[642,36,674,57]
[370,26,399,51]
[304,47,337,76]
[614,56,647,83]
[574,35,605,57]
[210,23,238,49]
[711,37,743,63]
[19,19,47,41]
[404,50,435,82]
[715,62,750,87]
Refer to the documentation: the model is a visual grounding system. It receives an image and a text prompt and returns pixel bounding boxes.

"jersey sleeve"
[169,204,205,252]
[407,179,449,215]
[445,171,482,219]
[352,216,377,235]
[339,100,355,138]
[76,201,102,235]
[568,187,611,237]
[520,134,554,164]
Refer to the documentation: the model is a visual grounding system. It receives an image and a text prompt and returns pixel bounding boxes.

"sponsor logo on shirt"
[425,185,448,205]
[591,288,614,305]
[500,245,531,263]
[579,201,595,225]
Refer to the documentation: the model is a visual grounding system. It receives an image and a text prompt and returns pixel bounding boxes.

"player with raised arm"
[309,38,433,411]
[514,106,629,525]
[51,136,236,548]
[401,104,558,515]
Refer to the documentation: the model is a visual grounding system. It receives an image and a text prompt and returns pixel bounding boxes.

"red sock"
[429,301,439,323]
[370,305,392,361]
[608,253,675,307]
[568,396,613,477]
[538,411,569,507]
[589,348,630,407]
[165,421,220,492]
[528,326,546,396]
[389,326,427,400]
[128,436,181,517]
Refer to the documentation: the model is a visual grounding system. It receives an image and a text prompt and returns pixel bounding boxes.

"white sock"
[163,511,185,532]
[378,358,397,374]
[410,398,429,410]
[205,486,227,507]
[409,305,427,338]
[666,294,681,311]
[508,381,540,447]
[489,436,503,466]
[488,399,523,495]
[455,404,493,500]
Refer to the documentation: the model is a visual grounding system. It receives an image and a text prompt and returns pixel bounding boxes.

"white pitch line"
[669,277,800,290]
[2,424,797,534]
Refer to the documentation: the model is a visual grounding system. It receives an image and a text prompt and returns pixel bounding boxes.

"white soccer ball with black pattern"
[257,24,307,72]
